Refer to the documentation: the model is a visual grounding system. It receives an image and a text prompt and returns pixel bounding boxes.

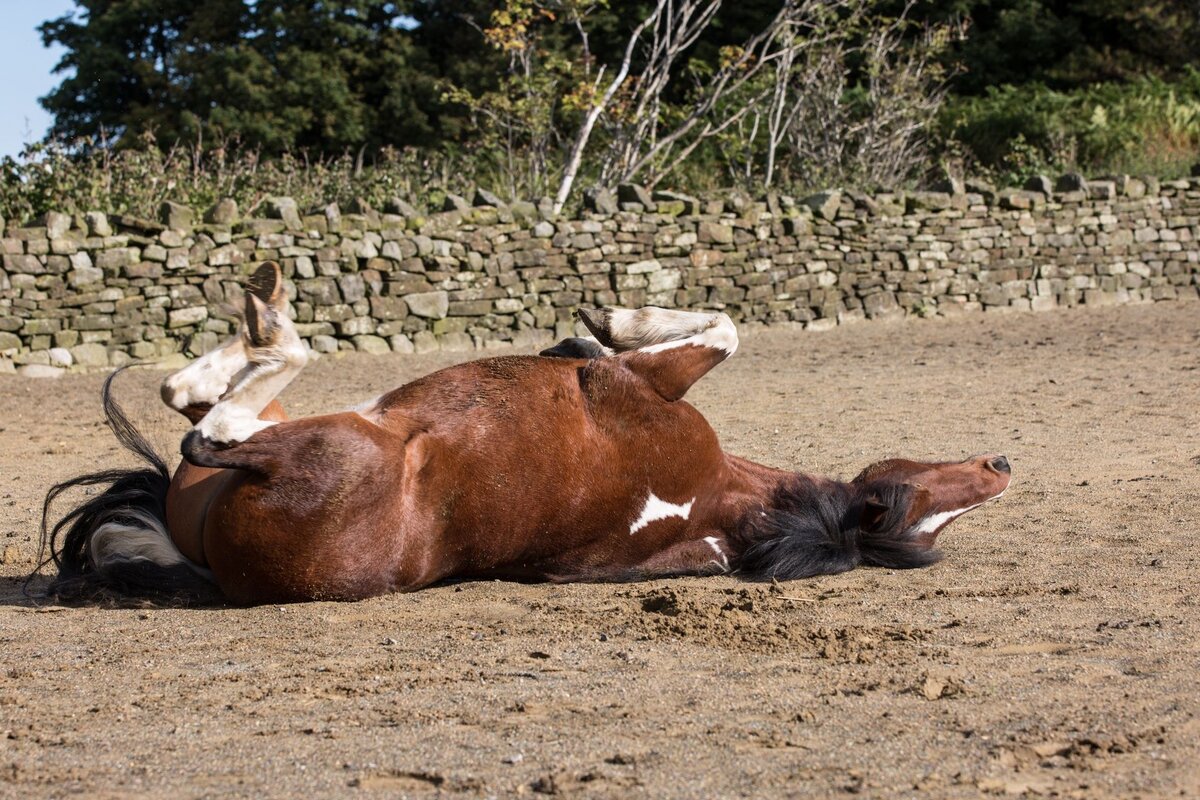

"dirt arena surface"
[2,302,1198,799]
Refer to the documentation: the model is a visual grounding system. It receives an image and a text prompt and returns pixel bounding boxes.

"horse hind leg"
[607,308,738,401]
[578,306,736,354]
[186,262,308,448]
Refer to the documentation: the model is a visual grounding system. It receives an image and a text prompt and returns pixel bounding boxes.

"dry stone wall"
[2,175,1199,375]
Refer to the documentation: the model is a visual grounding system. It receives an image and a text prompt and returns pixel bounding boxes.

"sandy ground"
[1,302,1199,799]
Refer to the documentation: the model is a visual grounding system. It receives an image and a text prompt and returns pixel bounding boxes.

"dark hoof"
[577,308,614,348]
[181,429,232,467]
[540,337,608,360]
[246,261,283,305]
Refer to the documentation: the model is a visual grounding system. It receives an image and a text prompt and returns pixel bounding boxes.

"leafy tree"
[40,0,436,153]
[902,0,1200,94]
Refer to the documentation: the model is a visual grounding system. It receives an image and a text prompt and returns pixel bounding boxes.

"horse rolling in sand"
[37,262,1011,605]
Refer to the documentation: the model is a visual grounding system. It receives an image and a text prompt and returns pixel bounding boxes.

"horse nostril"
[990,456,1011,474]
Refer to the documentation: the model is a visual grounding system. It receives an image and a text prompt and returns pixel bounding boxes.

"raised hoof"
[181,429,233,468]
[540,337,609,360]
[246,261,284,306]
[577,308,615,348]
[243,262,288,349]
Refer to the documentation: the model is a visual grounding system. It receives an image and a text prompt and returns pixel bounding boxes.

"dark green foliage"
[22,0,1200,212]
[918,0,1200,93]
[941,69,1200,182]
[41,0,436,153]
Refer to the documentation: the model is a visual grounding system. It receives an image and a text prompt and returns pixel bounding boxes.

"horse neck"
[720,454,849,521]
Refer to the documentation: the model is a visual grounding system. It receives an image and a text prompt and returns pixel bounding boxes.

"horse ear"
[860,495,893,532]
[246,261,286,313]
[859,482,923,534]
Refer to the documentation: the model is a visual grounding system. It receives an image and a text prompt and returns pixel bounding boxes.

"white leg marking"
[196,404,278,443]
[195,336,308,444]
[603,307,721,351]
[630,492,695,535]
[161,336,249,410]
[703,536,730,572]
[640,313,738,356]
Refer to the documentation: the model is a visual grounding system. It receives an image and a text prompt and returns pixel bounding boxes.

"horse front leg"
[174,262,308,458]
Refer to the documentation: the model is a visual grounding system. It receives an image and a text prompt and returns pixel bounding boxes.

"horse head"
[852,454,1012,547]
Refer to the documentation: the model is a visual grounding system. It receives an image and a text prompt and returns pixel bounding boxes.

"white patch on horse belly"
[629,493,695,535]
[703,536,730,571]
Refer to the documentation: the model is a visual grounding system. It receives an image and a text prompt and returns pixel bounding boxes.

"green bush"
[0,134,476,224]
[941,70,1200,184]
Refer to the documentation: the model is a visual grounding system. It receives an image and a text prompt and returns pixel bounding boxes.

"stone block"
[1024,175,1053,194]
[413,331,439,353]
[125,262,163,280]
[84,211,112,237]
[369,296,409,320]
[338,316,376,336]
[353,334,390,354]
[96,248,139,270]
[442,193,470,212]
[47,347,73,367]
[1055,173,1088,192]
[168,306,208,328]
[69,342,110,367]
[311,335,339,354]
[627,259,662,274]
[159,201,195,231]
[18,364,64,378]
[337,273,366,304]
[389,334,415,354]
[4,254,44,274]
[652,190,701,215]
[698,222,734,245]
[37,211,72,239]
[473,188,505,207]
[907,192,952,212]
[22,318,61,335]
[583,187,618,215]
[405,290,449,319]
[205,198,239,225]
[802,191,842,221]
[68,265,104,288]
[862,291,901,318]
[617,183,654,209]
[266,196,303,229]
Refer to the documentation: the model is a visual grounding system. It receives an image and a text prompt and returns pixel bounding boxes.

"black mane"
[734,477,941,580]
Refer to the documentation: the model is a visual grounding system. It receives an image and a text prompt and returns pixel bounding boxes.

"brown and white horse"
[38,263,1011,605]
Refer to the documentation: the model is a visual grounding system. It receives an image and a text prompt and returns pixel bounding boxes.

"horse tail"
[735,480,940,580]
[32,367,220,604]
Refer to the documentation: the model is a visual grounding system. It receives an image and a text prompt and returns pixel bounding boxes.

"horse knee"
[160,338,250,418]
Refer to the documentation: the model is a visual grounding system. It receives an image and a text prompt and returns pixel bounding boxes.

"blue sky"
[0,1,76,158]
